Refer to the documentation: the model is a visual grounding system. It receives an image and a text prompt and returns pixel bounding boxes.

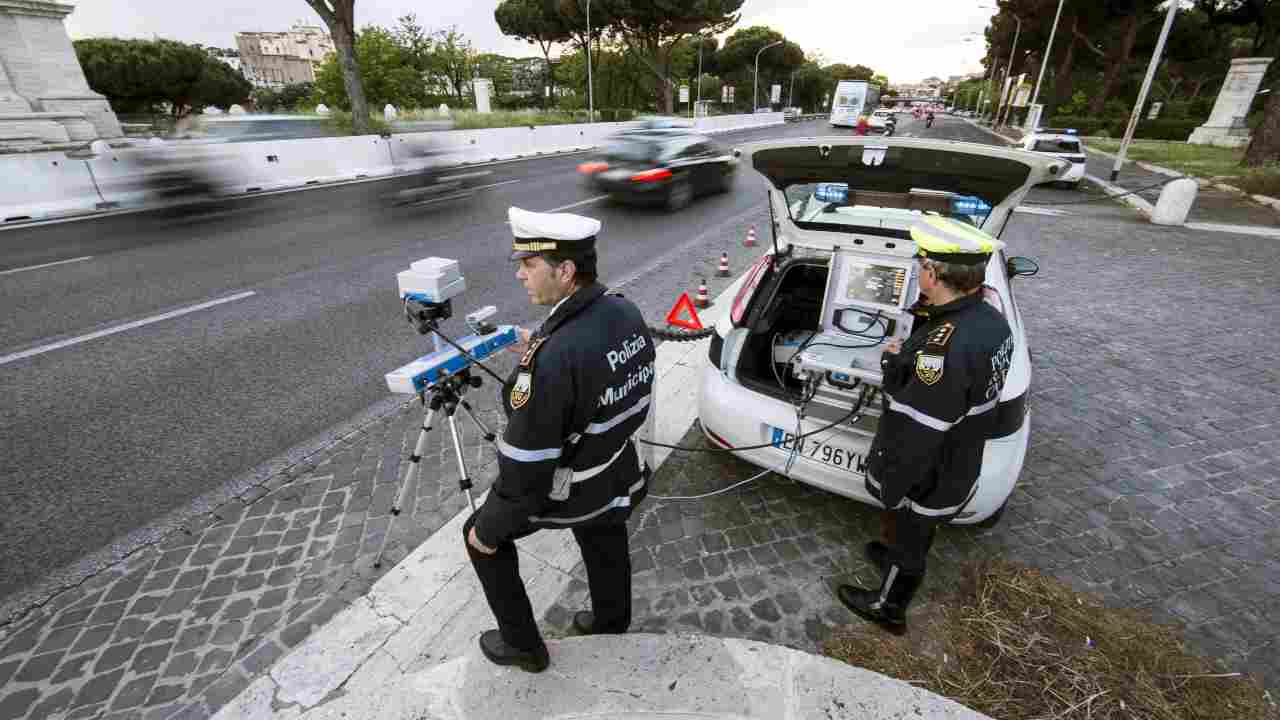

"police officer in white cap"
[463,207,657,672]
[837,216,1015,634]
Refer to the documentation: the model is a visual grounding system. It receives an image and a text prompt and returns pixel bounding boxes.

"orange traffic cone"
[716,252,730,277]
[694,279,711,309]
[744,224,757,247]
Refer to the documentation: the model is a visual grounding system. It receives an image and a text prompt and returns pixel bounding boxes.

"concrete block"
[1151,177,1198,226]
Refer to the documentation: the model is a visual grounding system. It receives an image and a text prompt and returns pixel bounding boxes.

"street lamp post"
[1029,0,1065,110]
[585,0,593,122]
[996,14,1022,128]
[1112,0,1178,181]
[695,35,703,118]
[788,69,797,109]
[754,40,782,112]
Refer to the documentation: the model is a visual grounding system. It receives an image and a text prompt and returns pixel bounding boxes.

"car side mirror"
[1006,256,1039,278]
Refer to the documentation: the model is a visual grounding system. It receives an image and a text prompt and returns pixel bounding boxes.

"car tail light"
[577,161,608,174]
[730,253,773,326]
[629,168,672,182]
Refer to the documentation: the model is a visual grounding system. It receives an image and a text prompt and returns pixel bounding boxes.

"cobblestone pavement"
[543,192,1280,692]
[0,367,509,720]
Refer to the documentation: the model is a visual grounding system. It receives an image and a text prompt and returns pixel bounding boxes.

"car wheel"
[974,500,1008,529]
[666,177,693,211]
[716,167,737,194]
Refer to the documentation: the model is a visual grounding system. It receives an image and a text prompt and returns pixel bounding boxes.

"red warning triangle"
[665,292,704,330]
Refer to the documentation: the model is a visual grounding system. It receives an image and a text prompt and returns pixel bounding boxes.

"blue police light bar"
[386,325,519,394]
[1064,128,1078,135]
[951,195,992,215]
[814,183,849,203]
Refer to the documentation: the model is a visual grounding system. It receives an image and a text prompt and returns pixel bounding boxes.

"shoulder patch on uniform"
[519,336,547,370]
[509,371,533,410]
[925,322,954,351]
[915,352,945,385]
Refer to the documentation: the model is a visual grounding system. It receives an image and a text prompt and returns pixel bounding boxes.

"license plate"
[770,427,866,474]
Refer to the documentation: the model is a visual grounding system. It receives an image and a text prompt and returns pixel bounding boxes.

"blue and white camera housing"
[386,257,519,395]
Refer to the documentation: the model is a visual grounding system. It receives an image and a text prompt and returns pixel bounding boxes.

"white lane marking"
[1014,206,1069,216]
[1185,221,1280,239]
[474,179,521,190]
[0,255,93,276]
[544,195,608,213]
[0,291,256,367]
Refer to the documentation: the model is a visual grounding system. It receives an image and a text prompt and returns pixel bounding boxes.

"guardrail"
[0,113,785,225]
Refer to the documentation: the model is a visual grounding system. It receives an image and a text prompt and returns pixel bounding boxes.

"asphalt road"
[4,117,921,601]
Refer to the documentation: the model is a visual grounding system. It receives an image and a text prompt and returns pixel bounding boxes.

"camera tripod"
[373,366,498,569]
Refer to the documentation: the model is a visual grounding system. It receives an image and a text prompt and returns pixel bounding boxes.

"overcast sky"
[65,1,998,84]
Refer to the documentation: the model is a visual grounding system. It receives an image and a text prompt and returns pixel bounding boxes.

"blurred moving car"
[577,128,737,211]
[783,107,802,122]
[868,109,896,133]
[698,138,1068,526]
[1020,128,1087,189]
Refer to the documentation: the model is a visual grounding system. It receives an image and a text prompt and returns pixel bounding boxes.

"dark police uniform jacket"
[866,292,1014,520]
[472,283,656,548]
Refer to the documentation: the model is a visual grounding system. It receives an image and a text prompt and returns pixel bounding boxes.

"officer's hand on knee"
[468,526,497,555]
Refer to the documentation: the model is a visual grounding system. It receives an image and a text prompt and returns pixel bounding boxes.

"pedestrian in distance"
[464,206,657,673]
[836,216,1014,634]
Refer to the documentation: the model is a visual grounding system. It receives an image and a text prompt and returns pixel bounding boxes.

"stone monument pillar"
[0,0,122,148]
[1188,57,1274,148]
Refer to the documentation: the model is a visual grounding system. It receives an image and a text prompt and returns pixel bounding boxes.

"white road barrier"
[0,113,785,225]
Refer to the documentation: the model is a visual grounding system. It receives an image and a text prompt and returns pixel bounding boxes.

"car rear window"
[1032,138,1081,153]
[604,140,660,162]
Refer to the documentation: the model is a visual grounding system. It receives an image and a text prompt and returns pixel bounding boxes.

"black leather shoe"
[864,541,889,573]
[571,610,596,635]
[836,569,921,637]
[478,629,549,673]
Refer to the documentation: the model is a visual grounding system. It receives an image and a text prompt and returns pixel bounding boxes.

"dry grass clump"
[825,560,1276,720]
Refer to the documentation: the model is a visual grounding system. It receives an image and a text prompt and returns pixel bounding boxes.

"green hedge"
[598,108,637,122]
[1046,116,1202,141]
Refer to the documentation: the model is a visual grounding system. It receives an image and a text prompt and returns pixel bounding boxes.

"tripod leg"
[374,405,438,569]
[458,399,496,442]
[447,413,476,512]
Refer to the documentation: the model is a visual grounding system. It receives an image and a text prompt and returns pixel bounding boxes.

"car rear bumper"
[696,361,1028,524]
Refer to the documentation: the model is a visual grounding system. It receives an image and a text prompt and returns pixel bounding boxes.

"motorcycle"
[925,113,935,129]
[883,118,896,137]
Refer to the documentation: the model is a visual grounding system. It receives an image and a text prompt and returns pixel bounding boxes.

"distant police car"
[697,138,1066,526]
[1020,128,1087,189]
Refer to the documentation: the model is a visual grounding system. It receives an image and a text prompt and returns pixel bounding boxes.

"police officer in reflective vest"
[837,216,1014,633]
[464,207,657,672]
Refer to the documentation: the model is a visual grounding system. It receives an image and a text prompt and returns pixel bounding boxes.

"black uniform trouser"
[463,514,632,651]
[883,507,939,578]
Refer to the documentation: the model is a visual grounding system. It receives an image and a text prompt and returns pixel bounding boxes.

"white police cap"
[509,206,601,260]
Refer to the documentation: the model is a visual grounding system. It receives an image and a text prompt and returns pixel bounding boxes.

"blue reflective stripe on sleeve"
[497,438,562,463]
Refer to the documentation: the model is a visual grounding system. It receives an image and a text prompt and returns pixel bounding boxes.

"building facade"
[235,25,333,88]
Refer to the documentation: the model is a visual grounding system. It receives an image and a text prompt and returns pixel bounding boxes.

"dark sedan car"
[578,130,737,211]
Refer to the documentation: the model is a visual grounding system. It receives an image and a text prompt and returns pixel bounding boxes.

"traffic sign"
[665,292,704,330]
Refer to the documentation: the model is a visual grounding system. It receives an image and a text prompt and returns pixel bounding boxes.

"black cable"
[420,319,509,386]
[637,385,876,452]
[649,324,716,341]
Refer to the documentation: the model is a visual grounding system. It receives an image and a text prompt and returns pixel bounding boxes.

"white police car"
[1020,128,1087,189]
[697,138,1067,526]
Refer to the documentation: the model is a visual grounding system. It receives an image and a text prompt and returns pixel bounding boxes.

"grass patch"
[824,560,1275,720]
[1087,139,1246,178]
[398,109,592,130]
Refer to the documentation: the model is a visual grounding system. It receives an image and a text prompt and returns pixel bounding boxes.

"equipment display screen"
[842,262,908,308]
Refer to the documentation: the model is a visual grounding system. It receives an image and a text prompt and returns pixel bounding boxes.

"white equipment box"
[398,257,466,303]
[792,248,919,387]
